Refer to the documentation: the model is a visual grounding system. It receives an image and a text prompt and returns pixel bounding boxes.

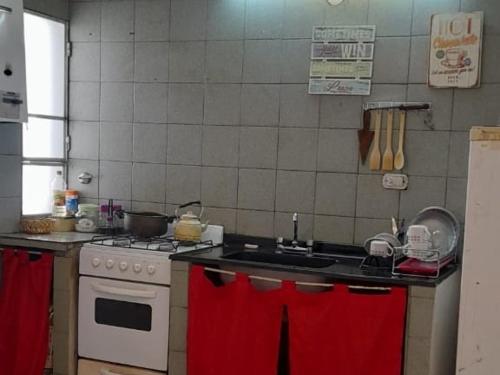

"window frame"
[22,11,69,215]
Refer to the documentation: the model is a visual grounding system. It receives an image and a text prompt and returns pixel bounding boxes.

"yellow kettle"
[174,201,208,242]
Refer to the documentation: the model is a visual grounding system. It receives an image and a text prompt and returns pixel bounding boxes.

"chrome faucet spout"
[292,212,298,246]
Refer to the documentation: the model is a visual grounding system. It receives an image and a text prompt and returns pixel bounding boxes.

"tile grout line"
[130,0,137,205]
[97,0,103,203]
[235,0,249,235]
[443,88,456,209]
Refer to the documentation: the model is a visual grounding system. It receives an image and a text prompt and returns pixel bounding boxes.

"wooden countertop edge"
[0,231,95,252]
[0,237,72,252]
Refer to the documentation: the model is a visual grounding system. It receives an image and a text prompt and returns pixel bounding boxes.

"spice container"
[98,201,124,233]
[65,190,79,216]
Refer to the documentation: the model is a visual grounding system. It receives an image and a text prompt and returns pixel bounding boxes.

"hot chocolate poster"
[428,12,483,88]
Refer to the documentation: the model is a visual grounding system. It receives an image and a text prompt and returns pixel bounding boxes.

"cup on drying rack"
[406,225,443,250]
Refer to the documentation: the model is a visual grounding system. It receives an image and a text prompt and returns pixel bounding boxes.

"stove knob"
[105,259,115,269]
[119,261,128,271]
[147,265,156,275]
[91,257,101,268]
[133,263,142,273]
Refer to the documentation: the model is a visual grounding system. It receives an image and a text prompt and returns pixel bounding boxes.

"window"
[22,12,67,215]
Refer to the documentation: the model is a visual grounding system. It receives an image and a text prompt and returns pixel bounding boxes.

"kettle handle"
[178,200,201,209]
[175,201,204,219]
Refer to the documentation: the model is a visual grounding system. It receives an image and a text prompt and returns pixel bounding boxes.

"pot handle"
[175,201,204,219]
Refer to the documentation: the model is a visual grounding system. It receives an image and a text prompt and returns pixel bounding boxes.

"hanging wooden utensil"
[369,110,382,171]
[358,109,374,164]
[382,109,394,171]
[394,111,406,170]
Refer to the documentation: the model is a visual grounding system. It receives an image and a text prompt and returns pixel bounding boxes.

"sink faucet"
[275,213,314,255]
[292,212,299,247]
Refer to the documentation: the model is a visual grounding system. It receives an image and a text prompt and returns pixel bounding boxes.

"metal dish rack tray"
[392,245,457,279]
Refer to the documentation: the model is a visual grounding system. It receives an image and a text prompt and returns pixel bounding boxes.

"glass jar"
[75,204,99,232]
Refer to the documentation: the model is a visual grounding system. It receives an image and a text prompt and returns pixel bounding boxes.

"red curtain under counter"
[0,249,54,375]
[187,265,284,375]
[187,266,407,375]
[287,282,407,375]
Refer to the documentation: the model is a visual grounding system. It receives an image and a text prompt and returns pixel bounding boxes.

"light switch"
[382,174,408,190]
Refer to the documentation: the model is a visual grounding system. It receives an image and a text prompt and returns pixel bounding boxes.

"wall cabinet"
[0,0,27,123]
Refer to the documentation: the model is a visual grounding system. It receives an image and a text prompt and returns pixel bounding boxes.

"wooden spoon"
[369,110,382,171]
[394,111,406,170]
[382,110,394,171]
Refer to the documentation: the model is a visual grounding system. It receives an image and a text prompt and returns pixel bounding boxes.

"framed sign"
[309,25,375,96]
[429,12,483,88]
[309,79,371,96]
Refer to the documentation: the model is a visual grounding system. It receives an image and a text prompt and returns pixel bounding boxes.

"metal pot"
[123,211,173,238]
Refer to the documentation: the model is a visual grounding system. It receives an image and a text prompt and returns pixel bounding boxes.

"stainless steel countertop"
[0,231,97,252]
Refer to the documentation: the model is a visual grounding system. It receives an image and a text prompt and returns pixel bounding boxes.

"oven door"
[78,276,170,371]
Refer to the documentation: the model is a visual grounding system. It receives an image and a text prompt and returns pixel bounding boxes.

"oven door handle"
[100,369,125,375]
[100,369,127,375]
[91,282,157,299]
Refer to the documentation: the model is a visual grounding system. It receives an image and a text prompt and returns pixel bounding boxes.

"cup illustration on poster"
[440,48,469,69]
[429,12,483,88]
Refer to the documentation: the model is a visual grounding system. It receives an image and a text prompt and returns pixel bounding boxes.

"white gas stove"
[78,225,223,374]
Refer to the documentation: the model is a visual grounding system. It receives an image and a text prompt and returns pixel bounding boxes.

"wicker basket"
[20,218,55,234]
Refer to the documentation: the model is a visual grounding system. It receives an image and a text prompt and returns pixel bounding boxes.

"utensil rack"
[364,101,434,129]
[391,245,457,279]
[363,101,432,110]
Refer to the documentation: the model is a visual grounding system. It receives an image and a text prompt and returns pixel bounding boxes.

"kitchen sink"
[222,251,336,268]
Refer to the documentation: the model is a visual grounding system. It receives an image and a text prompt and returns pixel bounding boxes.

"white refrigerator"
[456,126,500,374]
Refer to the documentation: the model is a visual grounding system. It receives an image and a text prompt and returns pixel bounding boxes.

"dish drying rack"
[391,245,457,279]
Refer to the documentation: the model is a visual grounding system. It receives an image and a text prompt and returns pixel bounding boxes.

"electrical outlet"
[382,174,408,190]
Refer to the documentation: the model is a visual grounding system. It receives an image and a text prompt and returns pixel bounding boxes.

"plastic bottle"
[51,170,66,217]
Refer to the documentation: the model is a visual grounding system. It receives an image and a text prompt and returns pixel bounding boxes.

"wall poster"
[429,12,483,88]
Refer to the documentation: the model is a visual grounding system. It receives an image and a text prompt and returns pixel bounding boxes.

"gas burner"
[89,234,214,253]
[112,237,132,247]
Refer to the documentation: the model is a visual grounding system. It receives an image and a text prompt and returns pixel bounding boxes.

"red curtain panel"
[187,265,284,375]
[287,282,407,375]
[0,249,54,375]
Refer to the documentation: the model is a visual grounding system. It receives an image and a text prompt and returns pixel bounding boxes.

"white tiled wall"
[68,0,500,243]
[0,124,22,232]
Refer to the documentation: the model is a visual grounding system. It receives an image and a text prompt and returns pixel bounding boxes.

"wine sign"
[429,12,483,88]
[311,43,374,60]
[309,26,376,96]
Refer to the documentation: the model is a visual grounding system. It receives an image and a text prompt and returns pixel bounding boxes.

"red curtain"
[0,249,54,375]
[287,283,407,375]
[187,265,284,375]
[188,266,407,375]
